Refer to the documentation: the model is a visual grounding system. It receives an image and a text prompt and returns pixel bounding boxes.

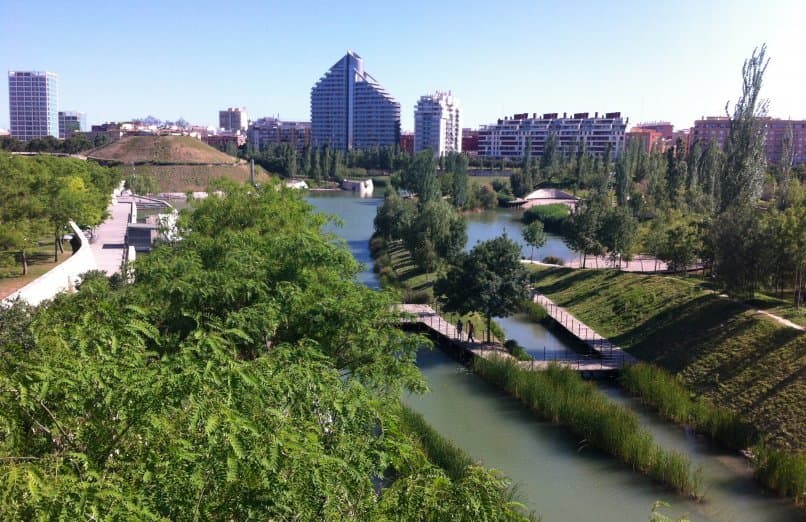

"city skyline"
[1,0,805,133]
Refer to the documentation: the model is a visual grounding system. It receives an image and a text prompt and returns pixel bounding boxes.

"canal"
[306,189,800,521]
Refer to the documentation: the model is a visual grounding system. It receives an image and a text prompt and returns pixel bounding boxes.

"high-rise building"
[311,51,400,151]
[8,71,59,140]
[219,107,248,131]
[247,117,311,151]
[462,128,480,155]
[58,110,86,139]
[414,91,461,156]
[479,112,627,159]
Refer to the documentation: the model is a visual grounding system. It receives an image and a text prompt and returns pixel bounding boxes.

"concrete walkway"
[90,198,133,276]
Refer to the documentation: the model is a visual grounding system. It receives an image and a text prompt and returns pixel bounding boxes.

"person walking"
[467,321,475,343]
[456,318,463,341]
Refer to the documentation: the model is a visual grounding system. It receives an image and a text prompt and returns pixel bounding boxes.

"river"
[306,189,801,521]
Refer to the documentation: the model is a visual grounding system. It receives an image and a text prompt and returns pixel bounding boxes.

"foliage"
[474,357,702,496]
[522,221,547,261]
[0,180,536,519]
[521,203,570,233]
[753,444,806,505]
[435,236,530,343]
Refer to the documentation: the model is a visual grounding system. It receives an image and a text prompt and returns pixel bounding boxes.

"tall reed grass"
[622,363,806,505]
[474,356,702,497]
[399,404,473,480]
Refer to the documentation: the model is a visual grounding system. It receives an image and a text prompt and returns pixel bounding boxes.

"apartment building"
[219,107,248,132]
[478,112,627,159]
[8,71,59,140]
[414,91,461,156]
[247,117,311,151]
[692,116,806,165]
[310,51,400,151]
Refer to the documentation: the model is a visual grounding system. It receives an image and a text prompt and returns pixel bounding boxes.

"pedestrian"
[456,318,463,341]
[467,321,475,343]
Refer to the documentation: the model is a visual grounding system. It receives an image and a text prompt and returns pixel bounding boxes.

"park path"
[90,198,132,276]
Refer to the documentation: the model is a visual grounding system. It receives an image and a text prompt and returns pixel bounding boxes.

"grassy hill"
[529,266,805,451]
[85,136,270,192]
[87,135,237,164]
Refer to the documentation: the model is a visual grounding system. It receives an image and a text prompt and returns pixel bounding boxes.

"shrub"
[369,235,386,256]
[541,255,564,266]
[405,289,432,304]
[522,204,570,233]
[521,300,547,323]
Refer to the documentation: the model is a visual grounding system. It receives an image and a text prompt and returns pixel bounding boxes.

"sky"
[1,0,805,133]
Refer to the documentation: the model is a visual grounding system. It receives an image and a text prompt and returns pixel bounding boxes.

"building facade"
[8,71,59,140]
[478,112,627,159]
[310,51,400,151]
[462,128,479,155]
[626,127,664,153]
[692,116,806,165]
[414,91,461,156]
[399,132,414,154]
[247,117,311,151]
[58,110,86,139]
[219,107,248,131]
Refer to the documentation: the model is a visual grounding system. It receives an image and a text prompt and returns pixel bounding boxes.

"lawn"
[529,265,806,450]
[0,242,74,299]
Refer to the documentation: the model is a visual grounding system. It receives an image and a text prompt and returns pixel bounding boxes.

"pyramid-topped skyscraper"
[311,51,400,151]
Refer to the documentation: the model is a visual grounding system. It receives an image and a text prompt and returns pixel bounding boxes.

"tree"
[447,152,470,207]
[599,207,637,268]
[720,44,769,212]
[435,236,530,343]
[399,151,440,203]
[522,220,547,261]
[563,201,605,268]
[776,122,794,209]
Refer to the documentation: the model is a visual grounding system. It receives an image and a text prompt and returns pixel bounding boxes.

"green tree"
[435,236,530,343]
[599,207,637,268]
[522,220,547,261]
[400,151,440,203]
[720,44,769,211]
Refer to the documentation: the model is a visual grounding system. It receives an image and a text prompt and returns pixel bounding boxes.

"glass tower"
[8,71,59,140]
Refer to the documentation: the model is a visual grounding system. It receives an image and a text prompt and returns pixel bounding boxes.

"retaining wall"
[3,221,97,306]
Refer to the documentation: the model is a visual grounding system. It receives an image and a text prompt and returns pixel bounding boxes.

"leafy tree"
[435,236,530,343]
[563,200,605,268]
[720,44,769,211]
[400,151,440,203]
[599,207,637,268]
[522,220,547,261]
[776,122,794,209]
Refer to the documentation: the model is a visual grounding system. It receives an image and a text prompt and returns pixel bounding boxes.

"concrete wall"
[3,221,98,306]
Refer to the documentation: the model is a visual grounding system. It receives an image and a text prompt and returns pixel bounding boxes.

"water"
[307,190,802,522]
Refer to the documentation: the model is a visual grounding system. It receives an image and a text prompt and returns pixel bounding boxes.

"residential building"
[8,70,59,140]
[691,116,806,165]
[478,112,627,159]
[626,127,664,153]
[414,91,461,156]
[462,128,479,155]
[247,117,311,151]
[219,107,248,131]
[399,131,414,154]
[310,51,400,151]
[58,110,86,139]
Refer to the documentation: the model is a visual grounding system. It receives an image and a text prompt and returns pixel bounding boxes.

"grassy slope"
[530,266,806,450]
[87,136,237,164]
[134,164,270,193]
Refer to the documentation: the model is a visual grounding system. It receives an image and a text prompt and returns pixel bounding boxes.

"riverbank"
[529,264,805,505]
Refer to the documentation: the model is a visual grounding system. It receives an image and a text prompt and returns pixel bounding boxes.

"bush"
[521,300,547,323]
[369,235,386,257]
[504,340,532,361]
[405,289,432,304]
[541,255,564,266]
[522,204,570,233]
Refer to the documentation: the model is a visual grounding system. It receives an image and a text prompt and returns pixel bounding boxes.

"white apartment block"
[414,91,462,156]
[219,107,248,132]
[479,112,627,160]
[8,71,59,140]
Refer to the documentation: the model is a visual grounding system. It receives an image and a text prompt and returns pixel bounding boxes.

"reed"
[398,404,473,480]
[753,445,806,506]
[474,356,702,497]
[521,299,548,323]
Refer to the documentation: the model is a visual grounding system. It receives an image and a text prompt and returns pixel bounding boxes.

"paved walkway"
[398,304,628,372]
[90,198,133,276]
[533,294,637,366]
[523,256,670,273]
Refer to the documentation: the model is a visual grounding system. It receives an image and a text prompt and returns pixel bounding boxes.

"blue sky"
[1,0,804,132]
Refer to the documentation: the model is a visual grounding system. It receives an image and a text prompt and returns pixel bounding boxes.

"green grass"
[528,266,805,452]
[89,135,238,164]
[398,404,474,480]
[521,204,570,234]
[474,356,702,497]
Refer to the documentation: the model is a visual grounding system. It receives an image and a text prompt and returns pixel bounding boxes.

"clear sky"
[1,0,804,133]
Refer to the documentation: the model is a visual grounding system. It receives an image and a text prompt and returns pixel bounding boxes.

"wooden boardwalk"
[398,304,630,374]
